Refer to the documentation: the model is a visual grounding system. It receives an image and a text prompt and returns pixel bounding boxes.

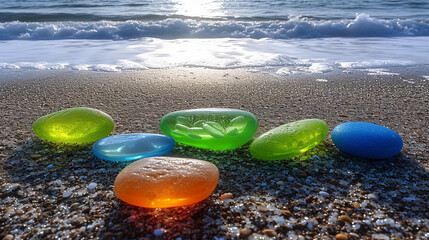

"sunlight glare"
[173,0,224,17]
[133,38,281,69]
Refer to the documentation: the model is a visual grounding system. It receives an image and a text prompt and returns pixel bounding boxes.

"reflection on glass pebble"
[93,133,175,162]
[160,108,258,150]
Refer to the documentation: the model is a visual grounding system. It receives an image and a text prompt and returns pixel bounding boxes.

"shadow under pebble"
[1,140,226,239]
[175,143,429,239]
[1,139,428,239]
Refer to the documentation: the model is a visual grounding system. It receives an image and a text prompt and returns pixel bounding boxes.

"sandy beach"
[1,68,428,239]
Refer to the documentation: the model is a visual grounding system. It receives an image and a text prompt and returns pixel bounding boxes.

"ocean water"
[0,0,428,73]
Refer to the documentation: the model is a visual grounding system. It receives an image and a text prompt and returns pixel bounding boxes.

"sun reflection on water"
[172,0,225,17]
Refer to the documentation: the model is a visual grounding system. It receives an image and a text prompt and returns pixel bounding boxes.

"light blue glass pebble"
[93,133,175,162]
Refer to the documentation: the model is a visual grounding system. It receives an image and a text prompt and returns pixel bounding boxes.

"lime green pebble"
[32,107,114,144]
[250,119,328,160]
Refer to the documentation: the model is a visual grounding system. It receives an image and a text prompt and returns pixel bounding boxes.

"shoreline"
[1,68,428,239]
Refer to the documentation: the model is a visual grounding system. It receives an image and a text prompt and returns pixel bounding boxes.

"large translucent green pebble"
[32,107,114,144]
[160,108,258,150]
[250,119,328,160]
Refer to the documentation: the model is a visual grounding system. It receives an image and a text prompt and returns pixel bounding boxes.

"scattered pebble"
[258,206,268,212]
[349,233,360,238]
[3,234,14,240]
[339,215,352,223]
[62,191,72,198]
[372,233,389,240]
[219,193,234,200]
[30,154,43,159]
[88,182,97,190]
[70,203,80,211]
[262,229,276,237]
[368,193,379,201]
[319,191,329,197]
[239,228,252,237]
[295,169,307,178]
[335,233,348,240]
[281,210,292,216]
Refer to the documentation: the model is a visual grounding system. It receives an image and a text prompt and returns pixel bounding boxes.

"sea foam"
[1,14,429,40]
[339,60,417,69]
[1,36,428,72]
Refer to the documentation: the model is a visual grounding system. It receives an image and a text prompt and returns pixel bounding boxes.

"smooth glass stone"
[250,119,329,160]
[114,157,219,208]
[92,133,175,162]
[332,122,403,159]
[32,107,114,144]
[160,108,258,150]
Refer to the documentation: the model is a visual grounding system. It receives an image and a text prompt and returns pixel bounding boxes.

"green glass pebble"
[160,108,258,150]
[250,119,328,160]
[32,107,114,144]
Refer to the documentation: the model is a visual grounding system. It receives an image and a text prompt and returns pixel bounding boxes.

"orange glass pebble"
[114,157,219,208]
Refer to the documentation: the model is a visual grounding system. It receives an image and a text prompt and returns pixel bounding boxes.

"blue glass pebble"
[331,122,403,159]
[93,133,175,162]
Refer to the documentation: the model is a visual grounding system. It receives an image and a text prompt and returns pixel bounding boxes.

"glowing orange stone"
[114,157,219,208]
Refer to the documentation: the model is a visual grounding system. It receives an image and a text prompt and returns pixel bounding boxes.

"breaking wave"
[1,14,428,40]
